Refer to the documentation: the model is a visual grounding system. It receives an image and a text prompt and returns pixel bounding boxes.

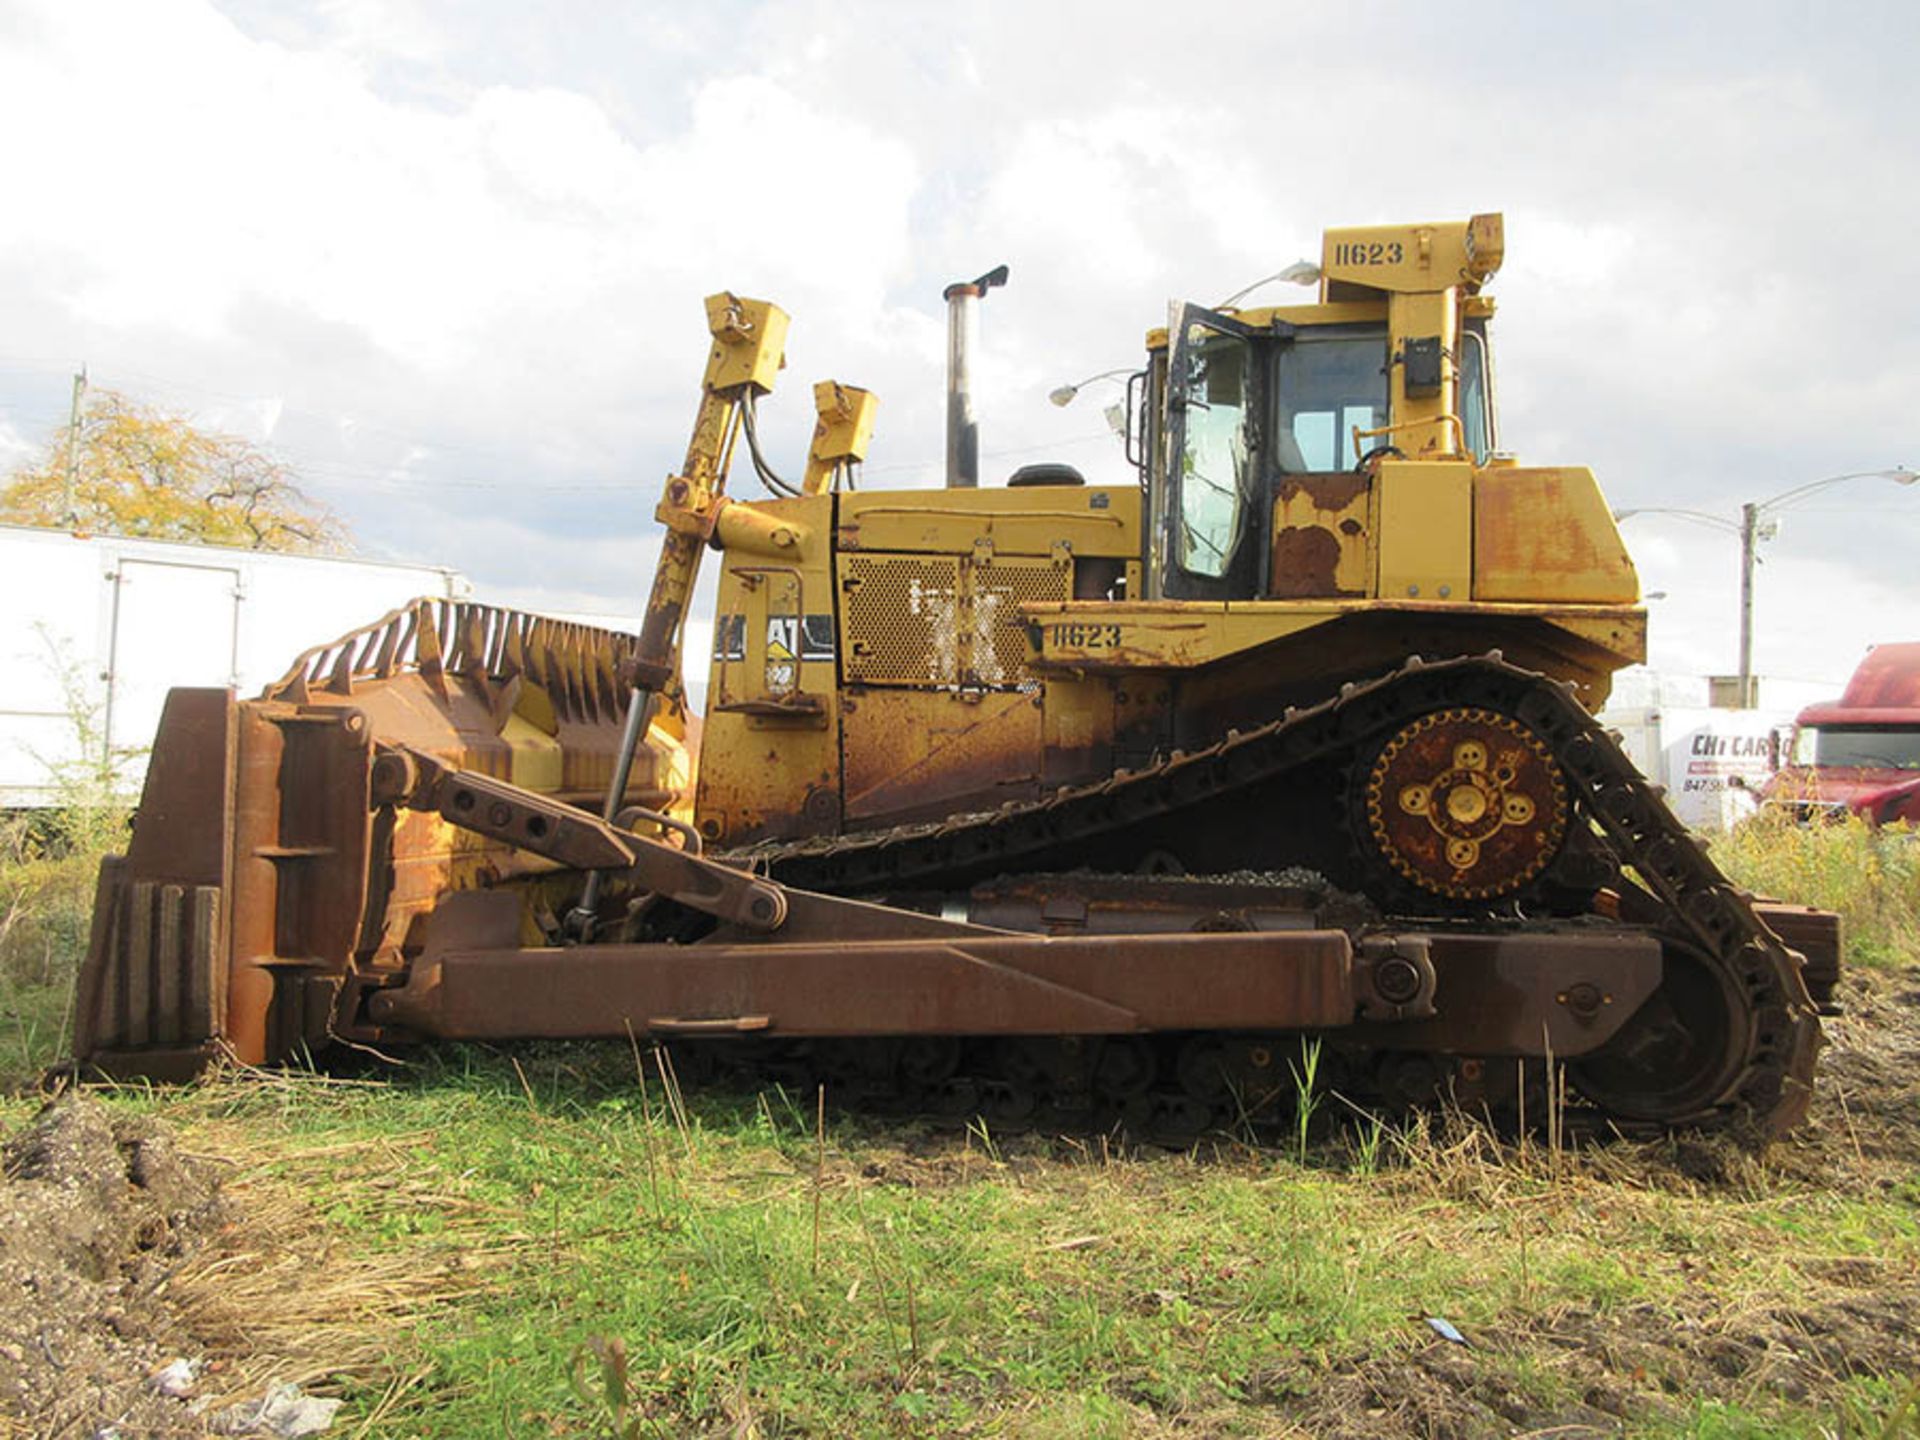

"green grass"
[0,651,135,1084]
[6,1027,1909,1439]
[186,1057,1477,1432]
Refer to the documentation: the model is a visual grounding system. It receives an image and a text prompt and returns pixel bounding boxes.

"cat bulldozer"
[72,213,1835,1141]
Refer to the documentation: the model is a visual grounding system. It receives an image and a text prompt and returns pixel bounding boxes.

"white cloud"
[310,0,444,64]
[0,3,919,383]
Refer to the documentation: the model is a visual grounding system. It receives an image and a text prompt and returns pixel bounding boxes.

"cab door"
[1153,304,1261,601]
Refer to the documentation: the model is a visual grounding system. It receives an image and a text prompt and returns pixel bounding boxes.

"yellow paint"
[1448,786,1488,824]
[635,291,795,719]
[501,711,564,793]
[1320,214,1502,300]
[842,689,1041,823]
[1384,289,1461,456]
[510,678,558,736]
[1539,611,1647,661]
[1222,299,1388,330]
[1024,598,1644,674]
[715,498,811,556]
[645,716,695,820]
[697,493,840,844]
[839,485,1138,558]
[702,293,789,393]
[1376,459,1473,601]
[803,381,878,495]
[1474,467,1639,603]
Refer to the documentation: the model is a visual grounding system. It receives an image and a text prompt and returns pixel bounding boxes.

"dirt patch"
[1245,1276,1920,1439]
[1794,963,1920,1168]
[0,1095,227,1437]
[1248,1337,1636,1438]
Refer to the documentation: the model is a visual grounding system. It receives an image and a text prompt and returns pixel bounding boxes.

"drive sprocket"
[1361,707,1569,901]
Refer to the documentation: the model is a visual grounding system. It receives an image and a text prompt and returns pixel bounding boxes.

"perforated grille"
[840,554,1068,690]
[972,560,1070,689]
[841,556,962,685]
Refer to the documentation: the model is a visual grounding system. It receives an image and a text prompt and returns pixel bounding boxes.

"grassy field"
[3,818,1919,1437]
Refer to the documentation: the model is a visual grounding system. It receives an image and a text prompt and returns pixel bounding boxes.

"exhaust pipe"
[943,264,1008,488]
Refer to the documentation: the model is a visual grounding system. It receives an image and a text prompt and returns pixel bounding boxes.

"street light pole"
[1737,501,1758,709]
[1616,467,1916,709]
[1048,367,1135,408]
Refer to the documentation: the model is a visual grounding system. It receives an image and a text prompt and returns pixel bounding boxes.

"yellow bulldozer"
[71,213,1833,1141]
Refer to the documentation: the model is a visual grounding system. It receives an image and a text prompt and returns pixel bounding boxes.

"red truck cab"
[1764,642,1920,825]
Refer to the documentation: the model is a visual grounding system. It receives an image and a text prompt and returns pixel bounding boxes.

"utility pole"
[63,365,88,526]
[1618,469,1915,712]
[1736,500,1758,709]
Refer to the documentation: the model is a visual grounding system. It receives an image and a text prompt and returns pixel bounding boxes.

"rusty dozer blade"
[72,598,696,1076]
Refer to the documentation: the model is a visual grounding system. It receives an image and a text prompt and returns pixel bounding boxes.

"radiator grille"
[972,561,1070,688]
[841,556,963,685]
[839,554,1067,689]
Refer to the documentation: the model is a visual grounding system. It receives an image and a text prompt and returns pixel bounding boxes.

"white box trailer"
[0,524,468,806]
[1598,702,1793,832]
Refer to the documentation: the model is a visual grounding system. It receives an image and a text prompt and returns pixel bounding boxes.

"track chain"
[728,653,1822,1139]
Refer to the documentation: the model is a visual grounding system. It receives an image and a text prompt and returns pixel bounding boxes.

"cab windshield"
[1792,725,1920,770]
[1272,332,1389,473]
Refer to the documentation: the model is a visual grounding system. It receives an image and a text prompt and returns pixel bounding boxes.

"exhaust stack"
[943,264,1008,488]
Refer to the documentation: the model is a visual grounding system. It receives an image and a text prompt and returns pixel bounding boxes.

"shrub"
[0,631,134,1083]
[1712,814,1920,968]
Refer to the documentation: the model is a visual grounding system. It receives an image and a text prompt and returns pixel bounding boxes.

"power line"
[4,353,1127,494]
[860,429,1117,476]
[0,356,521,467]
[0,409,75,433]
[1777,506,1920,517]
[297,461,645,493]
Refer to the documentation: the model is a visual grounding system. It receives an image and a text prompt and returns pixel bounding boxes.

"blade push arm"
[576,295,789,935]
[389,748,789,931]
[393,748,983,943]
[630,294,790,693]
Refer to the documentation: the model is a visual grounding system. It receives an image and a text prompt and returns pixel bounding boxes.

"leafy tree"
[0,388,350,552]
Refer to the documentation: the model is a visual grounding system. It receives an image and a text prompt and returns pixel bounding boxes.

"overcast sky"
[2,0,1915,708]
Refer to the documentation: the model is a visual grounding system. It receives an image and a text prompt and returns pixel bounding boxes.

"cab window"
[1458,328,1493,463]
[1174,327,1252,578]
[1273,333,1389,472]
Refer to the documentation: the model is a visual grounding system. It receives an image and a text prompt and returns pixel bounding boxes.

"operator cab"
[1140,215,1503,602]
